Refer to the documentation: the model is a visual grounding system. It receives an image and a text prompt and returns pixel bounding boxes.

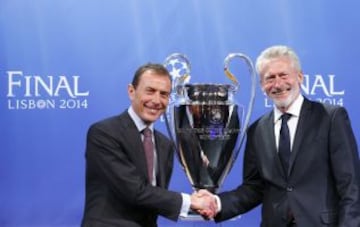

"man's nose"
[273,76,283,87]
[152,92,161,103]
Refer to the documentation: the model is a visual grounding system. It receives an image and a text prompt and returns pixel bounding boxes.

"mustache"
[271,87,290,94]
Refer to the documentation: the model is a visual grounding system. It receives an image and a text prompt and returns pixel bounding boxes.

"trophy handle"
[163,53,191,91]
[224,53,257,159]
[163,53,192,149]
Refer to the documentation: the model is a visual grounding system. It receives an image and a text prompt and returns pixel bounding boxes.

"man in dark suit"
[81,63,216,227]
[197,45,360,226]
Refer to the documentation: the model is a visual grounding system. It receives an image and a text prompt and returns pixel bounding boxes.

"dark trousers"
[287,218,296,227]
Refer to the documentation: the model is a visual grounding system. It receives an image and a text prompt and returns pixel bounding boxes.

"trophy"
[163,53,256,195]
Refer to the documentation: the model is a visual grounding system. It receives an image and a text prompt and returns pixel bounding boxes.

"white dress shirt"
[273,94,304,151]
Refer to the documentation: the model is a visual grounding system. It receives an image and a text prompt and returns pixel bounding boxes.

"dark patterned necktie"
[279,113,292,173]
[142,127,154,182]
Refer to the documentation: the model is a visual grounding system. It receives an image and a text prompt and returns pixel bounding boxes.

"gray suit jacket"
[81,111,181,227]
[216,98,360,227]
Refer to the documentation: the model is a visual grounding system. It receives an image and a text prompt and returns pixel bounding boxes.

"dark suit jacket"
[215,98,360,227]
[81,111,182,227]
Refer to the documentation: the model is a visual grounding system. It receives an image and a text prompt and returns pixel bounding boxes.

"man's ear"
[128,84,135,101]
[260,80,265,93]
[297,71,304,83]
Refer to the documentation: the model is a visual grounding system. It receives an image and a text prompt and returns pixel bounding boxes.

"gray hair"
[255,45,302,75]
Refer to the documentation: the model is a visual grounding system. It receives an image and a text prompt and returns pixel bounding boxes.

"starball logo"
[5,70,90,110]
[263,74,345,107]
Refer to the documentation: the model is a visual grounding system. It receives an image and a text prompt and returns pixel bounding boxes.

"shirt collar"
[128,106,154,132]
[273,94,304,123]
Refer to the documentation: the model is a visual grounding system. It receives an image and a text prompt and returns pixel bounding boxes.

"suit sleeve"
[85,123,183,220]
[215,126,264,222]
[328,107,360,226]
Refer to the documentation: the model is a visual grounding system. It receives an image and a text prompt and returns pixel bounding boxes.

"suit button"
[286,186,293,192]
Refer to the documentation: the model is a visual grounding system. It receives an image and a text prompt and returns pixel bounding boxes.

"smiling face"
[260,57,303,112]
[128,69,171,124]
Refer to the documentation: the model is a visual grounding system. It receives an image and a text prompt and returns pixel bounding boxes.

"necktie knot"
[281,113,292,123]
[143,127,152,138]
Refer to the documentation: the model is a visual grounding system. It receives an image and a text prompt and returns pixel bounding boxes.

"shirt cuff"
[214,195,222,213]
[180,193,191,217]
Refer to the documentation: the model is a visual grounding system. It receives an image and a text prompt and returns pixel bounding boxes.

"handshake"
[190,189,219,220]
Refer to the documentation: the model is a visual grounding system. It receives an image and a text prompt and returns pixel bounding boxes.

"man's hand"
[190,189,218,220]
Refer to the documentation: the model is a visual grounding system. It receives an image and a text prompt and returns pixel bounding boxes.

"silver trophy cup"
[164,53,256,193]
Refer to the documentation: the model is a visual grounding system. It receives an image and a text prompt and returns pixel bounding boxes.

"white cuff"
[214,195,222,213]
[180,193,191,217]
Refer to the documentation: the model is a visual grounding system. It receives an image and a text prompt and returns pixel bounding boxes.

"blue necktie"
[279,113,292,173]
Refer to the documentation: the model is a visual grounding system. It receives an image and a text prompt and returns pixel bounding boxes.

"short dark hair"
[132,63,171,88]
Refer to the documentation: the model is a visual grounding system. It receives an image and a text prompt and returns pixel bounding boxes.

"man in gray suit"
[198,45,360,226]
[81,63,216,227]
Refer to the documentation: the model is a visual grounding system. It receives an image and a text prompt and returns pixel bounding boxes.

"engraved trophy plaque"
[164,53,256,195]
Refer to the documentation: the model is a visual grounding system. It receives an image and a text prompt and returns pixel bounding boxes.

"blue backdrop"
[1,1,359,226]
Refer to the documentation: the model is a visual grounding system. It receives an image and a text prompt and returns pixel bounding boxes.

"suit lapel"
[121,113,149,181]
[154,131,168,187]
[288,99,312,176]
[263,112,287,178]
